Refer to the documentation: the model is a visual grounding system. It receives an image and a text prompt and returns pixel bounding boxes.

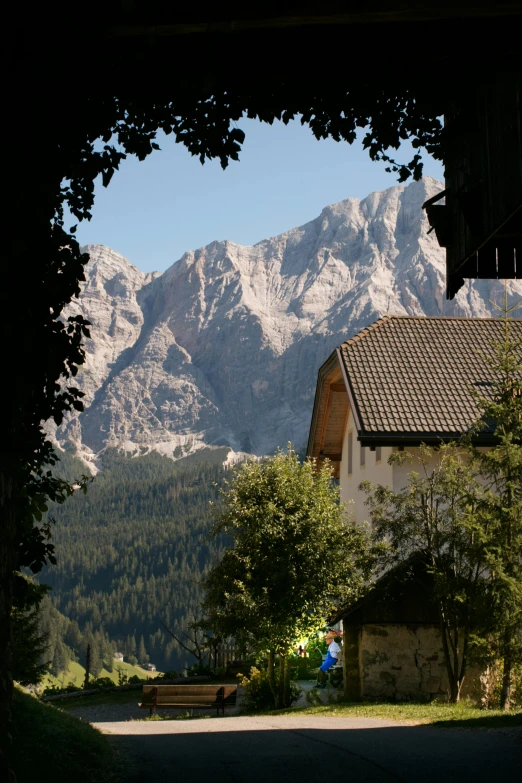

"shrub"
[289,659,318,680]
[186,663,212,677]
[128,674,146,684]
[41,682,80,697]
[116,667,128,686]
[238,667,301,712]
[159,670,179,680]
[482,663,522,709]
[90,677,115,690]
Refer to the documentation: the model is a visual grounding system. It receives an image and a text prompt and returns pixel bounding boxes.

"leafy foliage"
[468,299,522,708]
[41,682,83,697]
[204,447,378,651]
[238,666,302,712]
[482,662,522,710]
[203,447,380,707]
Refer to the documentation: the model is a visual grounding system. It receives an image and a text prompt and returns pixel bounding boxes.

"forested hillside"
[40,449,230,672]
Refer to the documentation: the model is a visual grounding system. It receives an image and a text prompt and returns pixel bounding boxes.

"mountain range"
[54,176,521,469]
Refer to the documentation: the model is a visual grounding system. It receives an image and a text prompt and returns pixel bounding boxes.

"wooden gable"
[306,352,349,478]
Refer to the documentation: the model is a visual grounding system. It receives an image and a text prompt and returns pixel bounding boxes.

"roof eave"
[306,350,340,458]
[336,346,362,432]
[358,432,498,447]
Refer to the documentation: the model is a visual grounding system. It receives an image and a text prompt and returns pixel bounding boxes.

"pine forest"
[38,448,231,674]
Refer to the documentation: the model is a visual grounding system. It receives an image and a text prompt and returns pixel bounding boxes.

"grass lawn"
[274,699,522,729]
[42,659,161,689]
[11,687,126,782]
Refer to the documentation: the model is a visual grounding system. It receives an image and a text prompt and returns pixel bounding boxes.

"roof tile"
[339,316,522,437]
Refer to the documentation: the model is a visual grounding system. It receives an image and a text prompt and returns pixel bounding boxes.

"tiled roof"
[338,316,522,439]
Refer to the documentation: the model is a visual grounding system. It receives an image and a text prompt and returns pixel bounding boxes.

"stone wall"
[360,624,449,701]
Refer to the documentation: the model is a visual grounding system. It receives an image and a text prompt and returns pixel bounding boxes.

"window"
[376,446,382,463]
[360,444,366,468]
[347,431,353,475]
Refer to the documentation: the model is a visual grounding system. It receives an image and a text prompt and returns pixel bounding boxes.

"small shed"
[143,663,156,671]
[113,652,124,662]
[331,558,480,702]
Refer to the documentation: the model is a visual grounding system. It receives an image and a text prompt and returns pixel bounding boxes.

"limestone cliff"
[55,177,522,466]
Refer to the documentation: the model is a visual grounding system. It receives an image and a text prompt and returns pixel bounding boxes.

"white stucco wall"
[391,447,441,493]
[339,408,393,524]
[339,409,441,525]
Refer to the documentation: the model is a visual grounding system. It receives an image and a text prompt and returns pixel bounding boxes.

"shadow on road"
[103,716,522,783]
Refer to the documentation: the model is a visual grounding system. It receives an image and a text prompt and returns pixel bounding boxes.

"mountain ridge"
[54,177,522,469]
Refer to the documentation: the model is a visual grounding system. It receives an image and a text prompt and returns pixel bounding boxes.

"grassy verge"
[11,687,126,782]
[137,711,213,721]
[272,699,522,729]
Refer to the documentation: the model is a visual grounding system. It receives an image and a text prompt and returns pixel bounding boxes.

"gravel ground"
[69,681,330,723]
[69,694,247,723]
[70,701,154,723]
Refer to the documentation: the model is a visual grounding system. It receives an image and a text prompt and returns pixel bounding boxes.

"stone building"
[307,315,522,701]
[330,557,452,702]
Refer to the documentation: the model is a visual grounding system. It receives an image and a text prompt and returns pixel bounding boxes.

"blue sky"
[69,118,444,274]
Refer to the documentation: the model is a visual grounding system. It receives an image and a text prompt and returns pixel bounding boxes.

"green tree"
[138,636,149,665]
[361,443,489,703]
[11,576,50,687]
[470,296,522,710]
[125,634,138,666]
[64,620,83,656]
[100,633,115,673]
[83,631,102,678]
[50,637,70,679]
[203,447,378,708]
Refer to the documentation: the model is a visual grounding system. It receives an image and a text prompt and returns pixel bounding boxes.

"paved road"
[96,714,521,783]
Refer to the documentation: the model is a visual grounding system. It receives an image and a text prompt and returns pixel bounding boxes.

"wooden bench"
[327,663,343,687]
[139,684,238,716]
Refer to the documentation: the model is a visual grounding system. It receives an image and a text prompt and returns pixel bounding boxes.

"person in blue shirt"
[315,631,342,688]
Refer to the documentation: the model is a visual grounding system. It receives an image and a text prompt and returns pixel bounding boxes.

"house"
[307,315,522,701]
[113,652,124,662]
[143,663,156,671]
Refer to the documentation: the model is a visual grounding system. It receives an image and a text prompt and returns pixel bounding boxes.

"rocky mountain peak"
[55,178,521,468]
